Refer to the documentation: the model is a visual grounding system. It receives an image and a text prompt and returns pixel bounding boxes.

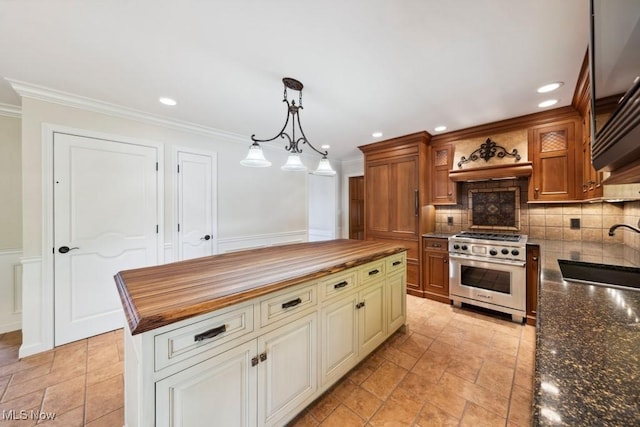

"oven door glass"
[460,265,511,294]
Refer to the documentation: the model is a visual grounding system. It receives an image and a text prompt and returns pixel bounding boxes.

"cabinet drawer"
[155,304,254,371]
[260,283,317,327]
[319,271,358,301]
[386,252,407,275]
[423,237,447,252]
[359,260,386,285]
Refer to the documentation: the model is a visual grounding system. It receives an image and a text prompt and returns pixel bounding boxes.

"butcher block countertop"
[115,239,407,335]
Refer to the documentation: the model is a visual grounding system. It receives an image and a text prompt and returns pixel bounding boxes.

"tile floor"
[0,296,535,426]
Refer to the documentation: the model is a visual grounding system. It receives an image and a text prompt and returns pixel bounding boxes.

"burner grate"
[456,232,521,242]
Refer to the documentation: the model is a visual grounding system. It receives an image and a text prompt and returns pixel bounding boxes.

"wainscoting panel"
[218,230,307,253]
[0,249,22,334]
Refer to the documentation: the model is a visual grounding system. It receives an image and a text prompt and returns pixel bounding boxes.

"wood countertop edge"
[118,245,407,335]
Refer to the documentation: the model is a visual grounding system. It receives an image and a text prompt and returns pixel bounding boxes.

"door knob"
[58,246,79,254]
[200,235,211,241]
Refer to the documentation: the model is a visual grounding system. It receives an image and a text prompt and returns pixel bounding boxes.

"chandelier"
[241,77,336,176]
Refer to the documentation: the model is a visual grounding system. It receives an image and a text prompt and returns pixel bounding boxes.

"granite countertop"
[532,240,640,426]
[422,232,456,239]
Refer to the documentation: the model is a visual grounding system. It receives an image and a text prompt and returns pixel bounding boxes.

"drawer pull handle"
[392,260,402,266]
[356,301,366,309]
[194,324,227,342]
[432,243,442,248]
[334,281,349,289]
[282,297,302,309]
[368,269,380,276]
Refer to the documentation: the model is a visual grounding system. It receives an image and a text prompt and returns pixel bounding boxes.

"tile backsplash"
[434,179,636,247]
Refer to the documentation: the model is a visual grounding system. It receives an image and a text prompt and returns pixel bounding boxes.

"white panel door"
[177,150,216,260]
[53,132,159,345]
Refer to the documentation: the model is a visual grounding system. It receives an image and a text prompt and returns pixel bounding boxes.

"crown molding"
[0,102,21,118]
[6,78,249,144]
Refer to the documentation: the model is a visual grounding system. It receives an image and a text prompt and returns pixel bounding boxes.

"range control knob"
[501,248,509,255]
[489,249,498,256]
[461,245,468,251]
[511,249,520,256]
[453,244,460,250]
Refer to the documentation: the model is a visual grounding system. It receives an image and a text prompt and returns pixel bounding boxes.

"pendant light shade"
[281,154,307,171]
[240,143,271,167]
[313,157,336,176]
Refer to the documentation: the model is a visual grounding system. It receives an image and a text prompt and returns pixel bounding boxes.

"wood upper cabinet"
[359,132,431,297]
[430,143,457,205]
[528,119,581,202]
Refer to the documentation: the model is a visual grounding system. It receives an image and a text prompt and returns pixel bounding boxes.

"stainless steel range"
[448,231,527,323]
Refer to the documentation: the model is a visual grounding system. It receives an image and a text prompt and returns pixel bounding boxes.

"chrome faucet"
[608,219,640,236]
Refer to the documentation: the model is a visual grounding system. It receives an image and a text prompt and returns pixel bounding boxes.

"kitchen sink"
[558,259,640,291]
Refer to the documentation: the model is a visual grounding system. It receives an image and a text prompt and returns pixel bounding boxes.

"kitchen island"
[115,239,408,427]
[532,240,640,426]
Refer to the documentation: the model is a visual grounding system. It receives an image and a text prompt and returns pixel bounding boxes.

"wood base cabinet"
[124,252,407,427]
[422,237,450,303]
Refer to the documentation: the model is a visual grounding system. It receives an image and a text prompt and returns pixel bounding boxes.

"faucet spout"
[608,222,640,237]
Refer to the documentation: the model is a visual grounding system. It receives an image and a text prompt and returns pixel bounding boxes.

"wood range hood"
[448,162,533,182]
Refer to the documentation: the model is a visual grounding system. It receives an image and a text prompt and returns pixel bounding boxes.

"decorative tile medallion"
[468,187,520,230]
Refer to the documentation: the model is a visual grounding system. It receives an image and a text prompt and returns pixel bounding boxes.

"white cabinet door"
[156,340,257,427]
[320,293,359,386]
[258,313,317,427]
[386,272,406,332]
[358,279,386,356]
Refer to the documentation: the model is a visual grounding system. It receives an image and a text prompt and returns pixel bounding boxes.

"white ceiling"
[0,0,589,160]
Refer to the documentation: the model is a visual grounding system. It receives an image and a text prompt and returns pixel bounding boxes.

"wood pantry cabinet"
[430,142,457,205]
[528,119,582,202]
[526,243,540,326]
[358,132,432,297]
[121,248,407,427]
[422,237,450,303]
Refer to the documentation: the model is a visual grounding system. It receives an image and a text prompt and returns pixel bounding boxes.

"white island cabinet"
[116,240,407,427]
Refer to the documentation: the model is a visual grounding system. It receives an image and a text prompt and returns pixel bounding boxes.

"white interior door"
[53,132,159,345]
[308,174,336,241]
[177,149,217,260]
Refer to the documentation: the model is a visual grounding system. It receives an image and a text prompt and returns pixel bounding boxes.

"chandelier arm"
[250,100,293,144]
[295,110,328,157]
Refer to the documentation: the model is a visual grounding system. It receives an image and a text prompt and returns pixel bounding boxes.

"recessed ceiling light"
[159,97,177,106]
[321,144,330,149]
[537,82,564,93]
[434,126,447,132]
[372,132,383,138]
[538,99,558,108]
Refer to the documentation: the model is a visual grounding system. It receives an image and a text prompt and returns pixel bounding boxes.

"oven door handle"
[449,253,526,268]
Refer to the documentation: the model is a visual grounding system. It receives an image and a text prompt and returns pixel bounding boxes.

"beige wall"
[20,97,309,257]
[624,200,640,250]
[0,115,21,250]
